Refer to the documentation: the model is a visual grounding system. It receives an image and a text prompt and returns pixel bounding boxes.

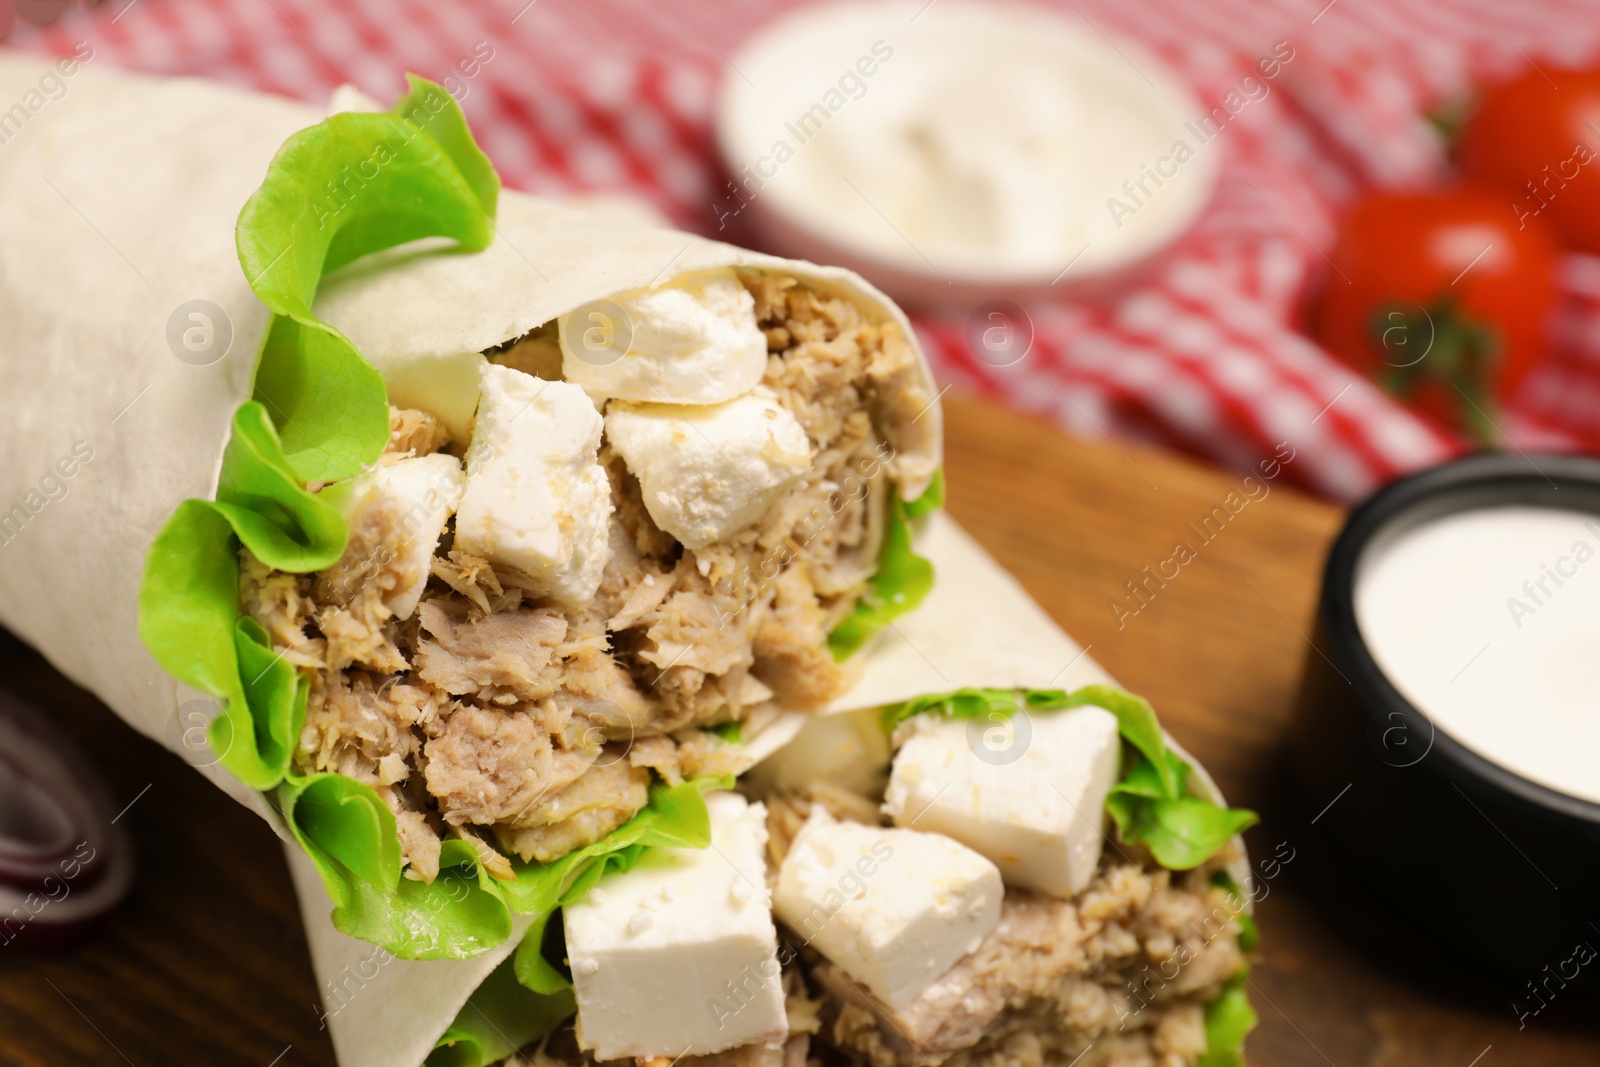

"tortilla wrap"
[0,51,1248,1067]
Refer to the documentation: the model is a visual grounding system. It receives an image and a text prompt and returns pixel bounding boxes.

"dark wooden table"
[2,393,1597,1066]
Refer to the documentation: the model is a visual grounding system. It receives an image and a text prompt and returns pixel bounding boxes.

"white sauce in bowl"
[1355,506,1600,804]
[717,0,1215,291]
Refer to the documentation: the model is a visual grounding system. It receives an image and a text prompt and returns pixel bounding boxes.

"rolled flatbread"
[0,51,1255,1067]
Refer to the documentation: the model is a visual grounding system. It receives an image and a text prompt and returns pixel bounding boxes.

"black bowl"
[1291,452,1600,977]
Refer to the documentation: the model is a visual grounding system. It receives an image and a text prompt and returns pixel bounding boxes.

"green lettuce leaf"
[828,476,940,660]
[278,776,513,959]
[138,404,347,789]
[879,684,1257,870]
[225,616,309,787]
[426,955,575,1067]
[1107,786,1259,871]
[139,78,514,955]
[1198,972,1258,1067]
[513,911,572,997]
[240,75,499,482]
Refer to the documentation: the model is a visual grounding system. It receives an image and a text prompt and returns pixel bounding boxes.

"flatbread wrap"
[0,51,1259,1067]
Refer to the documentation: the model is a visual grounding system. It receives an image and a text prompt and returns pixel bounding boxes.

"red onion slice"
[0,750,80,884]
[0,838,134,950]
[0,693,134,949]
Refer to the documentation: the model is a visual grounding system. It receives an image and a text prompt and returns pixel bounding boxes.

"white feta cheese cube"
[604,389,810,550]
[745,708,891,798]
[565,792,787,1060]
[454,363,612,604]
[559,267,767,405]
[339,453,463,620]
[773,808,1001,1011]
[883,705,1121,898]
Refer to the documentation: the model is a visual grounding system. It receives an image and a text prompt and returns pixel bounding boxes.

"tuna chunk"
[752,567,850,710]
[298,671,441,784]
[423,702,592,828]
[414,598,567,704]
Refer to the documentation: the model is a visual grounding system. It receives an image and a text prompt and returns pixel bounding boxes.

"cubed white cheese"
[566,792,787,1060]
[745,709,891,798]
[883,705,1120,898]
[604,389,810,550]
[454,363,612,604]
[340,453,463,620]
[559,267,767,405]
[773,808,1001,1011]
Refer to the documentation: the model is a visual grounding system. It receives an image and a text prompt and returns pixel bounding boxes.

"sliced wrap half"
[0,52,1256,1067]
[0,51,945,962]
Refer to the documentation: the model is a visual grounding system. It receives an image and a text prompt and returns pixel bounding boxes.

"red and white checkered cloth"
[10,0,1600,500]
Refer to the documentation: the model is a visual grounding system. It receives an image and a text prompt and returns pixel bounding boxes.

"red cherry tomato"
[1311,189,1560,442]
[1458,67,1600,255]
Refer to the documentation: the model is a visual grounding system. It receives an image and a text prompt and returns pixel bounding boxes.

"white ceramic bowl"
[715,0,1219,309]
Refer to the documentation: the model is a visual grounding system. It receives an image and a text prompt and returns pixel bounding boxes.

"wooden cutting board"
[1,393,1594,1066]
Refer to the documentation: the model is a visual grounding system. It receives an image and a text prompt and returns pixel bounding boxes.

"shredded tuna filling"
[241,272,928,877]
